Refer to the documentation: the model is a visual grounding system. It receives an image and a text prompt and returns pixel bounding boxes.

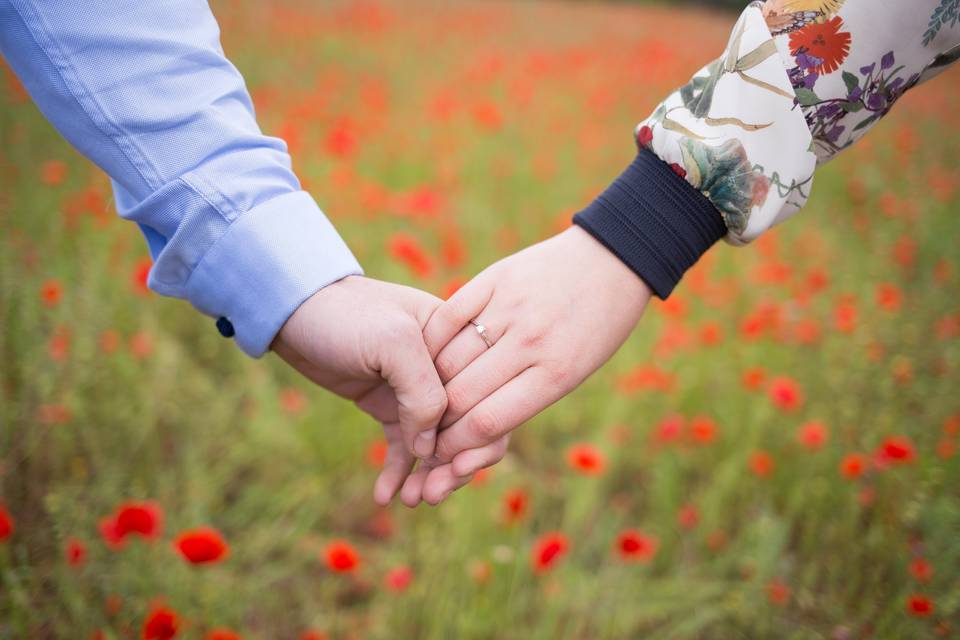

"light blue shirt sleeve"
[0,0,363,357]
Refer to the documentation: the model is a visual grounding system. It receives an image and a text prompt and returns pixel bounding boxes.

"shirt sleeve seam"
[7,0,166,193]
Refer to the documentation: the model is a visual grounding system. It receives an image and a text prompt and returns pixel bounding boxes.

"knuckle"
[438,298,466,329]
[480,448,505,470]
[416,387,448,422]
[424,487,446,506]
[434,355,458,382]
[469,409,502,441]
[519,326,548,351]
[442,383,468,415]
[545,364,571,388]
[433,436,457,464]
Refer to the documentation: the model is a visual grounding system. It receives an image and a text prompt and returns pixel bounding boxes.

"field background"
[2,0,959,638]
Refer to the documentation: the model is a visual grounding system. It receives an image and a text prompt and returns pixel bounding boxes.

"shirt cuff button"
[215,317,235,338]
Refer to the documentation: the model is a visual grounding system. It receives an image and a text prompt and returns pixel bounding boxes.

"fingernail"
[414,430,436,457]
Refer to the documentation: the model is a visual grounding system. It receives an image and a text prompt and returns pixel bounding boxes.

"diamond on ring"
[469,319,495,348]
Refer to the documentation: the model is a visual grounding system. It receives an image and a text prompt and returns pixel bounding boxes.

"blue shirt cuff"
[179,191,363,357]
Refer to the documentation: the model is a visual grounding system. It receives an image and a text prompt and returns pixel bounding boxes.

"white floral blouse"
[637,0,960,246]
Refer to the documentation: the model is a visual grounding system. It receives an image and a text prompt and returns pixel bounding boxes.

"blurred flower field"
[2,0,959,638]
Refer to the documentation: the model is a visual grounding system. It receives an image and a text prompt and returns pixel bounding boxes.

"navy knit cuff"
[573,149,727,299]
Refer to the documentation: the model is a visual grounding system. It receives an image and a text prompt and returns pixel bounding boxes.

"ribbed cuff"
[572,149,726,298]
[182,191,363,357]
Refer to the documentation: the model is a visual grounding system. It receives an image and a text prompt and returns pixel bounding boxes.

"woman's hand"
[397,225,653,506]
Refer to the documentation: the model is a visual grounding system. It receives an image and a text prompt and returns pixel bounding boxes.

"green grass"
[1,1,959,638]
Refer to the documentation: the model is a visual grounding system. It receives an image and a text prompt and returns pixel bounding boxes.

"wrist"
[272,274,363,353]
[559,225,652,318]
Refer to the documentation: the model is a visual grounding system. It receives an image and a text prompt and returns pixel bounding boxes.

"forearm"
[0,0,362,355]
[575,0,960,298]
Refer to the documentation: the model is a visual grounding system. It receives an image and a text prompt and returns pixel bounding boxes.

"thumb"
[378,321,448,458]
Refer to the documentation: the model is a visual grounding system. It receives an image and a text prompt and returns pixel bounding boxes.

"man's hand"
[396,226,653,506]
[271,276,448,506]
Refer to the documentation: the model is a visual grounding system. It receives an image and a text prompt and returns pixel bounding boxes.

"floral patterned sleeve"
[573,0,960,298]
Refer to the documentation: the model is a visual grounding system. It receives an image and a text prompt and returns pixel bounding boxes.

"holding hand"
[271,276,447,506]
[396,226,653,506]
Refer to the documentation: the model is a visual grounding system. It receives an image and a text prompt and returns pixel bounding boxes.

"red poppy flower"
[749,450,775,478]
[945,415,960,436]
[894,235,916,269]
[129,331,154,359]
[66,538,87,567]
[205,629,241,640]
[397,186,444,219]
[325,540,360,573]
[767,580,790,605]
[768,376,803,412]
[839,452,867,479]
[48,329,70,361]
[174,527,229,565]
[797,421,829,450]
[133,258,152,295]
[502,488,529,523]
[366,439,388,467]
[906,593,934,617]
[100,329,121,354]
[117,501,162,537]
[300,632,328,640]
[741,366,766,390]
[616,529,658,562]
[0,505,13,542]
[876,283,902,311]
[100,501,162,548]
[805,268,830,293]
[40,159,68,186]
[566,443,606,475]
[41,279,63,307]
[833,297,857,333]
[324,120,358,158]
[37,403,72,425]
[388,233,435,278]
[788,17,851,74]
[616,365,676,394]
[143,605,179,640]
[469,559,493,584]
[937,438,956,460]
[707,529,728,551]
[98,517,124,549]
[441,226,466,268]
[442,277,468,300]
[677,504,699,530]
[878,435,915,464]
[471,467,493,486]
[532,532,569,573]
[909,558,933,582]
[384,565,413,592]
[105,594,124,616]
[653,415,684,444]
[689,416,717,445]
[792,318,821,344]
[279,388,307,416]
[472,101,503,131]
[699,321,722,346]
